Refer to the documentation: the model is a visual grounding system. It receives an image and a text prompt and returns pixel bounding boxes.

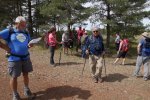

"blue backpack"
[142,38,150,57]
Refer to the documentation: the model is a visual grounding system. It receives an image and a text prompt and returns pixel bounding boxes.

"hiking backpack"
[142,38,150,56]
[120,39,129,52]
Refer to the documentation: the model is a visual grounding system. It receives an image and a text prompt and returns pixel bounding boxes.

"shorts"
[117,51,127,58]
[8,58,33,78]
[68,41,73,48]
[62,42,68,48]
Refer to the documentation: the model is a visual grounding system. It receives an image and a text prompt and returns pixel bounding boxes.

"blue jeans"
[143,57,150,78]
[81,45,86,58]
[49,46,55,65]
[134,56,150,78]
[133,56,143,76]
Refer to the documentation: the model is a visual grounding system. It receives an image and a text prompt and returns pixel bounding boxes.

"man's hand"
[28,43,34,48]
[86,50,89,55]
[101,51,105,56]
[117,51,120,55]
[5,47,11,53]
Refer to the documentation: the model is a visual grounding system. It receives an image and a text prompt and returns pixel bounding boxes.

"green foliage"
[39,0,92,28]
[90,0,150,47]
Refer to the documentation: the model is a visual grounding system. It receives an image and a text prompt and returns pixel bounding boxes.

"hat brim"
[142,35,150,38]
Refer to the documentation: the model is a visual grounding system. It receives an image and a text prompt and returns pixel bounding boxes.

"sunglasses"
[93,31,98,33]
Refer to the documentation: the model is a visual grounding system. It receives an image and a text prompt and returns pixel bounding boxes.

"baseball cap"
[15,16,26,23]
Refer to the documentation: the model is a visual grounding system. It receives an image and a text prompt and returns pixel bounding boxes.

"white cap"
[15,16,26,23]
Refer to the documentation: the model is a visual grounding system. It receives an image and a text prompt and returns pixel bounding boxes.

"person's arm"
[0,29,11,52]
[118,41,123,53]
[0,37,10,52]
[54,34,61,44]
[137,43,141,55]
[27,33,34,48]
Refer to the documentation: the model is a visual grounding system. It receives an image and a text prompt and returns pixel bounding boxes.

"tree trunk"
[19,0,23,15]
[27,0,33,37]
[106,3,111,48]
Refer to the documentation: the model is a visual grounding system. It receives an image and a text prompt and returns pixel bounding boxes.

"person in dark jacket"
[85,27,105,83]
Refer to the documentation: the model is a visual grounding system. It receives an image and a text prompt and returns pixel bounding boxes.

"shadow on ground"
[104,73,129,82]
[56,62,83,66]
[124,62,136,66]
[34,85,91,100]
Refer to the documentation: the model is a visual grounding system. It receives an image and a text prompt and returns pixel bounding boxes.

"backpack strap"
[89,34,103,42]
[8,27,29,42]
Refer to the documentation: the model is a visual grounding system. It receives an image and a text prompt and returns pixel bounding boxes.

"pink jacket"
[48,33,57,46]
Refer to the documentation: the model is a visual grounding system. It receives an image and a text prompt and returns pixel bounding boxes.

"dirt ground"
[0,46,150,100]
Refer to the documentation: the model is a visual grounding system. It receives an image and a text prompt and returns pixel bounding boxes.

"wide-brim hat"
[142,32,150,38]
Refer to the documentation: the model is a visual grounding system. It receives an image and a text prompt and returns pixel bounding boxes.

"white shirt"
[62,33,69,42]
[115,35,120,43]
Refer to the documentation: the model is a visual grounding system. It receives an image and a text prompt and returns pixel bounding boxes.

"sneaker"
[24,88,35,99]
[13,93,21,100]
[52,64,56,67]
[132,74,142,78]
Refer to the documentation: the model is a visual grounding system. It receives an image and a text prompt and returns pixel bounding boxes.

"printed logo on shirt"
[16,33,26,42]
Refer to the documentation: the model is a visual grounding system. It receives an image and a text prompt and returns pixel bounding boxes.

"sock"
[24,86,30,90]
[13,91,18,96]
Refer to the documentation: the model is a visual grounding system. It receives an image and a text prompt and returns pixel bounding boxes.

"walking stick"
[59,46,62,65]
[81,57,86,75]
[103,55,107,77]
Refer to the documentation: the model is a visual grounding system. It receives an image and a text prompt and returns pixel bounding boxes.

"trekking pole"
[103,55,107,77]
[81,56,86,75]
[59,45,62,65]
[81,49,90,76]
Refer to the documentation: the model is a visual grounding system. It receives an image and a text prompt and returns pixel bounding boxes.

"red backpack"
[121,39,129,52]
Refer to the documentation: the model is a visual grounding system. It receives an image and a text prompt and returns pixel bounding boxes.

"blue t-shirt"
[139,38,150,57]
[0,28,31,61]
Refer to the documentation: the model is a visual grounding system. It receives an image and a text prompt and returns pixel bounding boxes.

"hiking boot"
[98,77,103,83]
[13,93,21,100]
[92,77,98,83]
[132,74,142,78]
[143,77,148,81]
[24,88,35,99]
[50,63,56,67]
[121,63,125,65]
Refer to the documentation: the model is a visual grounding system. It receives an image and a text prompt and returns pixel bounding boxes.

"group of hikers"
[0,16,150,100]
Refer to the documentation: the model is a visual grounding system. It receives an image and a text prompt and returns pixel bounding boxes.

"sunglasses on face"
[93,31,98,33]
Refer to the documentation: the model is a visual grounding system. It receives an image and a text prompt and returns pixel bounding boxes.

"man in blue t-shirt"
[133,32,150,81]
[0,16,35,100]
